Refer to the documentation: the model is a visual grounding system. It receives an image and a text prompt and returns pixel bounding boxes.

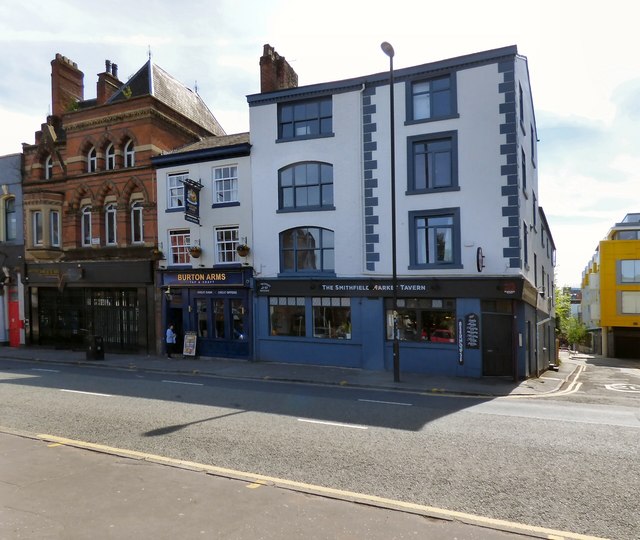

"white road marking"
[297,418,368,430]
[162,380,203,386]
[60,389,112,397]
[32,368,60,373]
[358,398,413,406]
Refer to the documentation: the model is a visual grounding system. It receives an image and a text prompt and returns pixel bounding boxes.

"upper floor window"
[409,76,453,121]
[124,140,135,168]
[408,132,457,192]
[168,173,187,209]
[105,203,117,245]
[32,211,43,246]
[615,229,640,240]
[521,149,527,193]
[519,83,524,125]
[278,97,332,140]
[81,206,92,246]
[215,226,239,264]
[279,162,334,210]
[44,155,53,180]
[523,221,529,267]
[621,291,640,314]
[532,193,537,230]
[213,166,238,204]
[169,228,190,265]
[409,208,460,268]
[131,202,144,243]
[280,227,334,273]
[87,147,97,173]
[5,198,16,241]
[105,144,115,170]
[50,210,60,247]
[620,260,640,283]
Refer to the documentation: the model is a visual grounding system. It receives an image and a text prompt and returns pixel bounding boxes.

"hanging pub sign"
[181,178,203,224]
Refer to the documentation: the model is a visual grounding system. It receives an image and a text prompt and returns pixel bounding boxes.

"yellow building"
[582,213,640,358]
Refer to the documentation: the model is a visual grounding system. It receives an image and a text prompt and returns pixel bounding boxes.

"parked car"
[430,329,455,343]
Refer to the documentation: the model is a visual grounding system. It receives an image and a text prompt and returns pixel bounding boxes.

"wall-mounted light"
[164,286,173,302]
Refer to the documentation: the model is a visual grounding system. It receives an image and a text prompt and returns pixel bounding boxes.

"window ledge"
[277,206,336,214]
[212,201,240,209]
[404,113,460,126]
[276,133,335,144]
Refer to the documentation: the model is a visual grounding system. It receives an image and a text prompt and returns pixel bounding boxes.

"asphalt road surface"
[1,360,637,539]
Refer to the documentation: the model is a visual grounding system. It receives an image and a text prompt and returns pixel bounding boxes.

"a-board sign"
[183,331,197,357]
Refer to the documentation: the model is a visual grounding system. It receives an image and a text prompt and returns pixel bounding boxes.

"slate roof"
[109,60,225,136]
[168,133,250,154]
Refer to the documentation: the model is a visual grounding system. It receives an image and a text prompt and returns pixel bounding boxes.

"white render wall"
[156,154,252,269]
[249,53,551,284]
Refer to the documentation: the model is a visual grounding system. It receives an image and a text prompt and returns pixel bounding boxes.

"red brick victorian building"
[22,54,224,352]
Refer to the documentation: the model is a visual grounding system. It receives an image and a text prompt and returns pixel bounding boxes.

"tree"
[554,285,587,349]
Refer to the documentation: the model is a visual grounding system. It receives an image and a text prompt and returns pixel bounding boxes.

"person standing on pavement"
[166,323,177,358]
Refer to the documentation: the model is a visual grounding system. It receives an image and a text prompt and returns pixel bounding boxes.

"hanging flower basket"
[188,246,202,258]
[236,244,250,257]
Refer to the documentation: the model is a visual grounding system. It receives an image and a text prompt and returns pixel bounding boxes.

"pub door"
[190,292,250,358]
[481,313,514,376]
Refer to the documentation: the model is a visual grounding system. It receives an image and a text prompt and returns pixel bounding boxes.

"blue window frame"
[280,227,334,274]
[409,208,461,268]
[407,75,456,123]
[408,132,458,193]
[279,162,334,211]
[278,97,332,140]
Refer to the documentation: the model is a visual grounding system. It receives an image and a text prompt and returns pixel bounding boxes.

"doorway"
[482,313,513,376]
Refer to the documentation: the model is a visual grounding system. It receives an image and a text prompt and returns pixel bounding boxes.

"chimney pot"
[105,59,111,74]
[112,63,118,78]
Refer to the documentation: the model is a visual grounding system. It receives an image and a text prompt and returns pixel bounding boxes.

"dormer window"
[45,155,53,180]
[105,144,115,170]
[88,147,97,173]
[124,140,135,168]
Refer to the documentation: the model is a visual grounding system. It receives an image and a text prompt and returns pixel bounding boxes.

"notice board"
[182,331,197,357]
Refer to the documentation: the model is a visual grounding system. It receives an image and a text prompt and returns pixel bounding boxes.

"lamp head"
[380,41,395,58]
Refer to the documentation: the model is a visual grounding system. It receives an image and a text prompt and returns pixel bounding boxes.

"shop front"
[255,277,546,378]
[160,267,253,359]
[24,261,156,353]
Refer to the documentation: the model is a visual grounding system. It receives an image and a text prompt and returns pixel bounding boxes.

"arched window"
[280,227,334,273]
[124,140,135,168]
[105,203,117,245]
[278,162,333,210]
[81,206,92,246]
[5,197,16,241]
[131,201,144,244]
[44,155,53,180]
[87,147,97,173]
[105,143,115,170]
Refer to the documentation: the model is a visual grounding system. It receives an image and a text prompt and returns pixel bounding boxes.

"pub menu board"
[465,313,480,349]
[183,331,198,357]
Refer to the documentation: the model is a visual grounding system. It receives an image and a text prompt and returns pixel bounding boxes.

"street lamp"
[381,41,400,382]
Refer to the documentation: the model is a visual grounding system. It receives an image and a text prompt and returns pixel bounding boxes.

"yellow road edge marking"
[36,432,607,540]
[47,442,62,448]
[246,481,266,489]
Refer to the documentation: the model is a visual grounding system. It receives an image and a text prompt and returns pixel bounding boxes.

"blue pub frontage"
[160,267,253,359]
[253,277,537,378]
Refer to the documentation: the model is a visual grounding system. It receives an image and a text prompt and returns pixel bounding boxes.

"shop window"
[312,297,351,339]
[269,296,306,336]
[385,298,456,343]
[280,227,334,273]
[168,229,190,265]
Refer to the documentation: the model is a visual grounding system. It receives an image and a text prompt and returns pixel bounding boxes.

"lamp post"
[381,41,400,382]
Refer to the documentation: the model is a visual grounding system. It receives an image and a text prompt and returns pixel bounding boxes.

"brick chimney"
[51,53,84,117]
[97,59,121,105]
[260,44,298,93]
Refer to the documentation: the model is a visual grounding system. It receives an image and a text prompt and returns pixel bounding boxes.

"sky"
[1,0,638,288]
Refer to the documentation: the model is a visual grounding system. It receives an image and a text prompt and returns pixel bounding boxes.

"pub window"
[269,296,306,337]
[385,298,456,343]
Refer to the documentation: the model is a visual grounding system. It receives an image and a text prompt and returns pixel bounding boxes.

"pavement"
[0,344,580,397]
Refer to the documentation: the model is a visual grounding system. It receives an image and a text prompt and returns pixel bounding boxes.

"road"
[1,359,638,539]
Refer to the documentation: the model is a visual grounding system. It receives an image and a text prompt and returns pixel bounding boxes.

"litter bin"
[86,335,104,360]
